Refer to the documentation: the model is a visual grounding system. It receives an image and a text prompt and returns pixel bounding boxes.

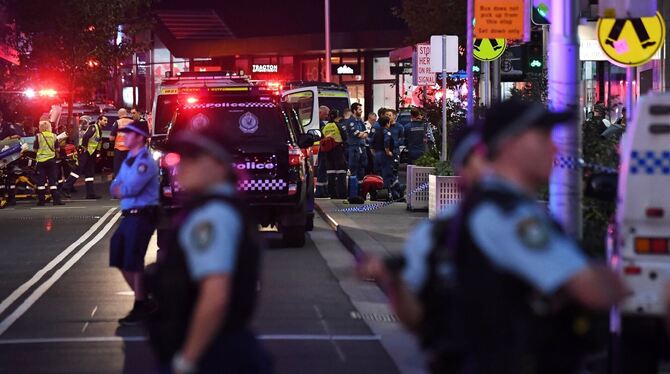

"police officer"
[109,108,134,177]
[61,115,107,199]
[321,109,347,199]
[315,105,330,198]
[359,126,488,373]
[451,100,626,373]
[345,103,368,186]
[375,116,403,200]
[404,108,435,164]
[33,121,64,206]
[152,119,273,373]
[109,120,159,325]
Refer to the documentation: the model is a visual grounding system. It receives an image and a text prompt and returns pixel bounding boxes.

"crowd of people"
[315,103,435,201]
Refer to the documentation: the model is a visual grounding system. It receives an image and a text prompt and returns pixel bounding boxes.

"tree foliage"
[2,0,154,101]
[394,0,466,43]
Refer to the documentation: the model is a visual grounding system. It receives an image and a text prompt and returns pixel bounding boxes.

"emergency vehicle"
[282,82,351,131]
[607,93,670,368]
[151,72,320,247]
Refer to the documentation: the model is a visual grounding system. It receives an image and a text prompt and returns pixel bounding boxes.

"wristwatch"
[172,353,196,374]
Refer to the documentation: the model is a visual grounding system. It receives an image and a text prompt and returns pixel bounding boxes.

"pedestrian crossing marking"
[597,11,665,67]
[473,38,507,62]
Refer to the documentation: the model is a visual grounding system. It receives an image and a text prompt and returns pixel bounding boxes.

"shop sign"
[331,64,360,75]
[596,11,665,67]
[252,64,279,73]
[390,66,413,75]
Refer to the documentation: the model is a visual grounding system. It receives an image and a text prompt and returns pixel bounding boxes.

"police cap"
[479,99,573,157]
[118,120,150,138]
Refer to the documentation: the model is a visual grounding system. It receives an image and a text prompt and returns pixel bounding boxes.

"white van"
[614,93,670,319]
[282,82,351,132]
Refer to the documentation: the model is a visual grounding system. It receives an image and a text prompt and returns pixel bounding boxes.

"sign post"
[430,35,459,162]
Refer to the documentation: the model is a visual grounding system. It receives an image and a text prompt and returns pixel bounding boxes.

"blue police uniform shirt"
[110,147,159,210]
[404,121,435,152]
[345,117,366,146]
[383,128,394,151]
[402,206,458,293]
[368,122,381,145]
[389,123,404,153]
[468,176,588,294]
[178,183,241,280]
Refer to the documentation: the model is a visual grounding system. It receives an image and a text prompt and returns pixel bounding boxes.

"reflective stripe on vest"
[114,118,133,151]
[322,122,343,143]
[36,132,56,162]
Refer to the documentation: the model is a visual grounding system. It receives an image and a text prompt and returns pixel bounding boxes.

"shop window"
[347,85,365,110]
[373,57,393,80]
[373,83,395,113]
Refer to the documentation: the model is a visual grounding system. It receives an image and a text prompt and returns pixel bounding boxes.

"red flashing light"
[288,145,302,166]
[646,207,665,218]
[23,88,36,98]
[164,152,181,168]
[186,97,199,104]
[39,89,57,97]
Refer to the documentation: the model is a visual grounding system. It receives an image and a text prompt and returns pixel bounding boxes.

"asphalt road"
[0,192,404,373]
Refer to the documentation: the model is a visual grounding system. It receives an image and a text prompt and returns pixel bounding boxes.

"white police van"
[614,93,670,318]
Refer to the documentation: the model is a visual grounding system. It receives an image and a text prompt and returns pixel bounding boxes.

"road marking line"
[0,212,122,336]
[31,206,86,210]
[0,208,117,318]
[0,334,381,345]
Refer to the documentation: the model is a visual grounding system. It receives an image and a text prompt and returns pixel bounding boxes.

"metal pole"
[626,67,635,123]
[441,35,448,161]
[549,0,582,238]
[466,0,475,125]
[491,60,500,104]
[324,0,331,83]
[482,61,491,107]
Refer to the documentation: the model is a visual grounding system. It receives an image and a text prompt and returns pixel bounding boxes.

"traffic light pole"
[549,0,582,239]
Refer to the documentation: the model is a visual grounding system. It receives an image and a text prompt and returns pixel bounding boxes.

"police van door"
[282,87,319,132]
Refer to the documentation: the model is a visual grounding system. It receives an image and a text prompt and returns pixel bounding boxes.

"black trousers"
[113,149,129,177]
[0,172,17,202]
[63,151,97,196]
[36,159,61,203]
[324,145,348,199]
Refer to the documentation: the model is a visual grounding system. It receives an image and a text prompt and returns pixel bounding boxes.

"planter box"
[406,165,435,211]
[428,175,462,218]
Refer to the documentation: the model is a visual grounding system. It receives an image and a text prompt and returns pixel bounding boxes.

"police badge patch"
[516,217,549,250]
[191,113,210,130]
[191,221,214,251]
[138,163,148,174]
[239,112,259,134]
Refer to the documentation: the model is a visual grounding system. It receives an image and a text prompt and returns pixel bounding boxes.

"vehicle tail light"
[289,146,302,166]
[635,237,669,254]
[163,152,181,168]
[288,183,298,196]
[646,207,665,218]
[186,97,198,104]
[624,265,642,275]
[162,186,173,198]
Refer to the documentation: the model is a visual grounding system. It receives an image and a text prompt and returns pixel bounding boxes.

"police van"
[282,82,350,131]
[152,72,320,247]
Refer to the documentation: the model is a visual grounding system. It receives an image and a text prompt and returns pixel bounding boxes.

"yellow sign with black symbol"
[473,38,507,61]
[597,11,665,67]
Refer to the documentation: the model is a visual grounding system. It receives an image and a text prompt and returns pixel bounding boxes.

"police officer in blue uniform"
[449,100,626,373]
[109,120,159,325]
[372,116,403,200]
[345,103,368,186]
[359,127,487,373]
[148,119,273,374]
[404,108,435,164]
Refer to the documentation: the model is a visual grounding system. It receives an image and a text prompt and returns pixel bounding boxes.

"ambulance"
[282,82,351,131]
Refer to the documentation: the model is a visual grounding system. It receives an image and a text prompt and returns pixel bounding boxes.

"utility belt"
[122,205,159,217]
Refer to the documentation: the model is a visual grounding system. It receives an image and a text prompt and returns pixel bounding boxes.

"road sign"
[473,38,507,61]
[429,35,459,73]
[531,0,550,25]
[412,43,435,86]
[597,11,665,67]
[599,0,657,18]
[474,0,525,39]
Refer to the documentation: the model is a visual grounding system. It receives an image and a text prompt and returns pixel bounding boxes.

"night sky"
[158,0,407,37]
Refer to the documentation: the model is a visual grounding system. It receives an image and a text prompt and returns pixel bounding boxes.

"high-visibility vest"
[322,122,343,143]
[81,124,102,155]
[113,117,133,151]
[36,131,57,162]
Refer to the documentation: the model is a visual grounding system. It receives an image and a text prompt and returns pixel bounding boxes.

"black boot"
[85,180,101,199]
[7,186,16,206]
[37,189,46,206]
[51,189,65,206]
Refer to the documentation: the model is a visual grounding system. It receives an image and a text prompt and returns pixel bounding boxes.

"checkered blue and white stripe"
[630,150,670,175]
[238,179,287,191]
[183,102,277,110]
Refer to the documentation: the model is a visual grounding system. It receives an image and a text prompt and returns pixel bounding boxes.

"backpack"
[319,136,337,152]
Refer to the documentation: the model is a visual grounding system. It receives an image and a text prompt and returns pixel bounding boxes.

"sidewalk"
[315,198,428,259]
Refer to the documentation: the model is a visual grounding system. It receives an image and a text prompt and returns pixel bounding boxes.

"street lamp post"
[549,0,582,238]
[324,0,331,83]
